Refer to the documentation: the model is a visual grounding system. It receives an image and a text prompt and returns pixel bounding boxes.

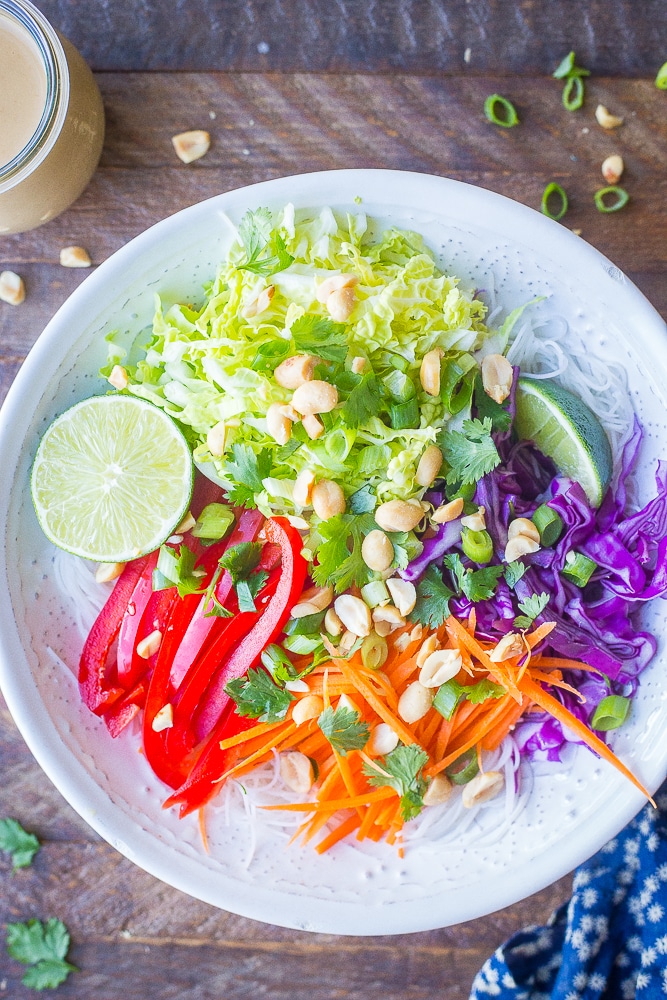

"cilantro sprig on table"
[363,745,429,821]
[6,918,77,991]
[0,817,40,871]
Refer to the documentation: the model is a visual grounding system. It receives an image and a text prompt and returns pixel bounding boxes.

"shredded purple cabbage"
[404,413,667,761]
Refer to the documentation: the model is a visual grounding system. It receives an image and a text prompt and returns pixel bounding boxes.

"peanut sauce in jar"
[0,0,104,234]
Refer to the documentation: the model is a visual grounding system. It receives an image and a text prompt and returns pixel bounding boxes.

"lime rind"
[31,395,194,562]
[514,377,613,507]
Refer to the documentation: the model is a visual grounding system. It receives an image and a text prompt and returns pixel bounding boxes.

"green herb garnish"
[6,918,78,991]
[0,818,40,871]
[318,705,370,756]
[363,745,429,821]
[226,667,294,722]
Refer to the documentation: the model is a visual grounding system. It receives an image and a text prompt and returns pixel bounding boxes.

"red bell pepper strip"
[103,677,149,738]
[168,508,264,689]
[142,510,266,789]
[163,571,280,768]
[116,551,160,687]
[79,556,152,715]
[165,516,308,815]
[193,517,307,741]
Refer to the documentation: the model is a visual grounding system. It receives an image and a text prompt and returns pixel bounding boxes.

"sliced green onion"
[283,611,326,635]
[531,504,564,547]
[433,681,465,721]
[383,369,416,403]
[360,580,391,608]
[594,186,629,213]
[261,643,294,678]
[552,51,590,81]
[360,633,388,670]
[192,502,235,542]
[562,550,597,587]
[656,61,667,89]
[251,338,290,371]
[541,182,568,220]
[389,398,420,429]
[562,75,585,111]
[484,94,519,128]
[461,528,494,565]
[441,353,477,414]
[591,694,630,731]
[282,634,324,655]
[445,747,480,785]
[552,51,576,79]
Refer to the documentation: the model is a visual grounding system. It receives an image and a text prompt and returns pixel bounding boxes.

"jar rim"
[0,0,69,191]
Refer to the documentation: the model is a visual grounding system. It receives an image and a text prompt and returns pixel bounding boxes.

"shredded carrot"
[517,674,655,806]
[202,612,652,854]
[315,813,362,853]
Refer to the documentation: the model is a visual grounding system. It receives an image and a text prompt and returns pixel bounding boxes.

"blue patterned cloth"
[470,783,667,998]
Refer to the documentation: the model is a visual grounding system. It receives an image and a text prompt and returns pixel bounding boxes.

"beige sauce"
[0,11,47,167]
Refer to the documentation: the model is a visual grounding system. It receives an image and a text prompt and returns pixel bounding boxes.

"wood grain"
[35,0,667,75]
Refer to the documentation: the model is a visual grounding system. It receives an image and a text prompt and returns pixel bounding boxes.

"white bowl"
[1,169,667,935]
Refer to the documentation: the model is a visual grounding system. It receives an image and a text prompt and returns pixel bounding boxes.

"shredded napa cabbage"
[109,205,495,518]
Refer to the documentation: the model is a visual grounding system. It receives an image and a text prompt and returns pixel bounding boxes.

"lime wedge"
[31,395,194,561]
[514,377,613,507]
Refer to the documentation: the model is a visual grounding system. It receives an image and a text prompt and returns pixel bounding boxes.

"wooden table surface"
[1,2,666,996]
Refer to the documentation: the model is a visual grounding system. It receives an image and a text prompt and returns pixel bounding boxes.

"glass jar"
[0,0,104,235]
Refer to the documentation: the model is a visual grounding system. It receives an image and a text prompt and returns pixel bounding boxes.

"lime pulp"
[31,394,194,562]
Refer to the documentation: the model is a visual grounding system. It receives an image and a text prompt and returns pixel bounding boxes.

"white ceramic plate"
[1,169,667,935]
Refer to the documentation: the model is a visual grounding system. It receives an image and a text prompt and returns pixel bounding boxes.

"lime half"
[514,377,613,507]
[31,395,194,561]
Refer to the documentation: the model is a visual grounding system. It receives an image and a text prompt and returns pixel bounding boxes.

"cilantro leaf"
[441,417,501,485]
[219,542,262,583]
[433,678,506,720]
[237,208,294,277]
[223,444,272,509]
[219,543,267,612]
[444,552,466,594]
[363,744,429,821]
[0,818,39,871]
[473,373,512,431]
[225,668,294,723]
[409,564,453,628]
[341,373,383,428]
[291,314,348,363]
[504,561,527,589]
[318,705,370,756]
[236,569,269,612]
[311,513,375,593]
[514,592,550,629]
[6,918,77,990]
